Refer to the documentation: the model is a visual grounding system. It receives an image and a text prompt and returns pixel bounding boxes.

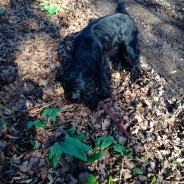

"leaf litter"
[0,0,183,183]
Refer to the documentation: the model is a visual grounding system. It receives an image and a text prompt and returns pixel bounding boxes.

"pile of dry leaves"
[0,0,183,183]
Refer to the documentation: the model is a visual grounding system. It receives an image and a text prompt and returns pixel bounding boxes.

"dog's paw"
[130,67,140,82]
[99,90,111,101]
[88,101,99,112]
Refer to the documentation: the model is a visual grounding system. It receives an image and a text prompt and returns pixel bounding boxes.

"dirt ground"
[0,0,183,183]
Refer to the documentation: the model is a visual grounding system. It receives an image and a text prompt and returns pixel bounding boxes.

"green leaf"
[0,9,4,15]
[119,137,127,145]
[171,157,178,164]
[67,127,76,135]
[73,133,85,141]
[61,142,88,162]
[94,136,116,150]
[34,119,47,127]
[67,8,75,12]
[94,139,101,147]
[48,143,58,160]
[87,152,104,163]
[113,144,126,155]
[48,143,63,168]
[30,138,36,148]
[27,119,47,129]
[65,136,92,152]
[41,107,60,122]
[27,121,35,129]
[0,121,8,129]
[87,174,99,184]
[133,167,144,175]
[52,147,63,168]
[108,175,113,184]
[124,150,133,158]
[47,5,59,15]
[101,140,114,150]
[37,4,45,9]
[151,175,157,184]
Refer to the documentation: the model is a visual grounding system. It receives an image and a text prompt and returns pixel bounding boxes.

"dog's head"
[62,66,98,110]
[62,67,82,103]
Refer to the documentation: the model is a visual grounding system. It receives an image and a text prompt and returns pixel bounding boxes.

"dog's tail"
[116,2,127,14]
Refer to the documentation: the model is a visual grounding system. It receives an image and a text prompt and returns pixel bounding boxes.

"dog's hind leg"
[111,43,129,71]
[121,36,140,81]
[126,44,140,81]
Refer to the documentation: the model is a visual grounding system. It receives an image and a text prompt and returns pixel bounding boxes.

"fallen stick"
[99,103,132,139]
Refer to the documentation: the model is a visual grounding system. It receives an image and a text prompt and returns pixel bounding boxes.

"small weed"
[27,107,60,129]
[133,167,144,175]
[87,174,99,184]
[150,175,157,184]
[108,175,113,184]
[0,121,8,129]
[0,9,4,15]
[36,0,60,15]
[94,135,133,158]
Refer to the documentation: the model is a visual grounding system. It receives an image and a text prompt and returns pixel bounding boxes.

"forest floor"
[0,0,183,183]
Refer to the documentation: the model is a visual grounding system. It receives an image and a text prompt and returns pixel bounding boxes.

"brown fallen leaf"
[40,167,48,180]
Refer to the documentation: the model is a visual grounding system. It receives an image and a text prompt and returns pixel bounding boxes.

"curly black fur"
[62,2,140,110]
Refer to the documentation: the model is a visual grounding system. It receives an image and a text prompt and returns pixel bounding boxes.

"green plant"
[94,135,133,158]
[48,127,108,168]
[108,175,113,184]
[171,157,178,164]
[133,167,144,175]
[30,138,36,149]
[150,175,157,184]
[36,0,60,15]
[0,121,8,129]
[27,107,60,129]
[0,9,4,15]
[87,174,99,184]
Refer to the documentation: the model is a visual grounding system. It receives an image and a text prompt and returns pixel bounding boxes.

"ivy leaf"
[133,167,144,175]
[47,5,59,15]
[0,121,8,129]
[65,136,92,152]
[67,127,76,135]
[113,144,126,155]
[87,152,104,163]
[87,174,99,184]
[61,142,88,162]
[151,175,157,184]
[41,107,60,122]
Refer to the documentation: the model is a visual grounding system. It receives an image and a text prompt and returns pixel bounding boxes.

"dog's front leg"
[99,56,111,100]
[83,80,99,111]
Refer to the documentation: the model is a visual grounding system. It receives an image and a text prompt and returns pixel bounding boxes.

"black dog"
[62,2,140,110]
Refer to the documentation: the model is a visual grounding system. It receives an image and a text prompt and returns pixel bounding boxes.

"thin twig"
[99,103,132,139]
[119,159,124,184]
[29,99,62,114]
